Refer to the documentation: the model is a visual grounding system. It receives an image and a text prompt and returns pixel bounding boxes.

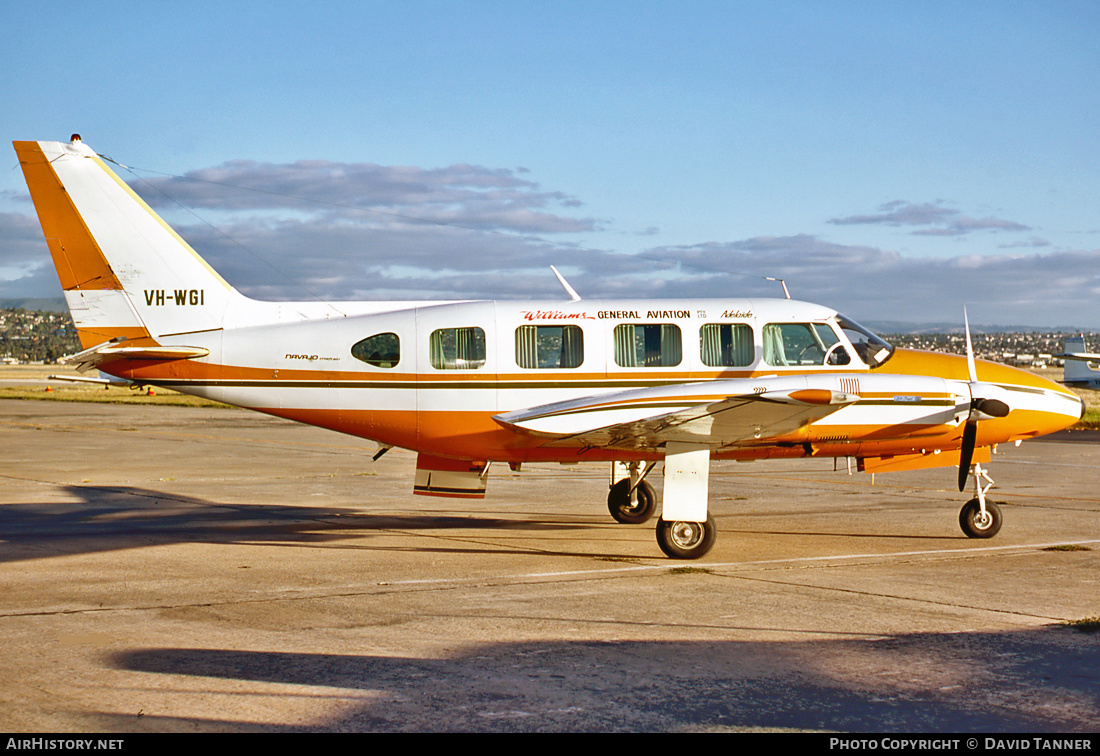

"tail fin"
[14,137,235,348]
[1063,336,1100,386]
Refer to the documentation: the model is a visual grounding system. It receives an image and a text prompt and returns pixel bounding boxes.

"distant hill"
[0,298,67,312]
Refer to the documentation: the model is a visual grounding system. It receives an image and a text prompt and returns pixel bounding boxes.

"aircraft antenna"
[764,277,790,299]
[550,266,582,301]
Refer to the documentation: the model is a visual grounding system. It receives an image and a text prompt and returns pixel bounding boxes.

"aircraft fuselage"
[96,297,1083,466]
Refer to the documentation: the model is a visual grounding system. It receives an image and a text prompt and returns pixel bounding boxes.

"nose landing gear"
[959,462,1002,538]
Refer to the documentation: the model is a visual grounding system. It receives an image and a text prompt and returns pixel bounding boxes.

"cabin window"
[613,324,682,368]
[429,327,486,370]
[350,332,400,368]
[515,325,584,369]
[700,323,754,367]
[762,323,851,366]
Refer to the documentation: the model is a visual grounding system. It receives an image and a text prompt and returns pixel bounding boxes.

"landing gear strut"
[959,462,1003,538]
[654,442,716,559]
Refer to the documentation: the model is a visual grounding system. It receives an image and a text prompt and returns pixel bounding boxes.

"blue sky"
[2,1,1099,327]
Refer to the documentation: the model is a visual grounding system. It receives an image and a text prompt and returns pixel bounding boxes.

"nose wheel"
[960,498,1002,538]
[959,462,1003,538]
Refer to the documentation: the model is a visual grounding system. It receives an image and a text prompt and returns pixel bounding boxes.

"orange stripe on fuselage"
[103,347,1073,392]
[108,361,755,384]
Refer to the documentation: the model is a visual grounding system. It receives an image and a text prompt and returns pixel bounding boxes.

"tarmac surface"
[0,399,1097,733]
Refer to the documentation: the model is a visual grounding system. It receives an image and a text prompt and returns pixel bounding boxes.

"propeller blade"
[964,307,977,383]
[958,310,1005,491]
[958,420,977,491]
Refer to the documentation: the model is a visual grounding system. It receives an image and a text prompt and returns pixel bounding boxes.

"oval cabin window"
[351,332,400,368]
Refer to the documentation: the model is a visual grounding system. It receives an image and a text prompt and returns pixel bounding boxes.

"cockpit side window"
[837,314,895,367]
[762,323,851,366]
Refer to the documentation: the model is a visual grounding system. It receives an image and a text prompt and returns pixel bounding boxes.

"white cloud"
[135,159,601,234]
[829,201,1030,236]
[644,237,1100,327]
[3,162,1098,327]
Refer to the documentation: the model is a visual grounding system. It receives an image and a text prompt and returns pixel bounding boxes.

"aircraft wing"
[493,375,859,451]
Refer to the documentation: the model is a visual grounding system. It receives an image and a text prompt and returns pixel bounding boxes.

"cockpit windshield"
[836,314,894,368]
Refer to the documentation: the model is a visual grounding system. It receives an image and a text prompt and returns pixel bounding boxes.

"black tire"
[607,479,657,524]
[655,515,717,559]
[959,498,1002,539]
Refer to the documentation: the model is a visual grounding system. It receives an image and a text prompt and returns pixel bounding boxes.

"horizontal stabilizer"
[47,373,136,387]
[60,338,210,373]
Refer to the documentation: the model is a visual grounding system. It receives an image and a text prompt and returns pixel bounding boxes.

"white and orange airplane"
[14,136,1085,559]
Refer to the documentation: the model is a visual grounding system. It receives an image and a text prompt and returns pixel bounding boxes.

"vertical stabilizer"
[1063,336,1100,387]
[14,138,236,348]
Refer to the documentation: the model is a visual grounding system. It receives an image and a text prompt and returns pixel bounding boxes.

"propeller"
[957,309,1011,491]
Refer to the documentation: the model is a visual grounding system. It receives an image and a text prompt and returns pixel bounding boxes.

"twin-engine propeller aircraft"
[14,137,1085,558]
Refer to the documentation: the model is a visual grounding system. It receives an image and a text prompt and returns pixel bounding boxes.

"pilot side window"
[762,323,850,366]
[429,327,486,370]
[350,332,400,368]
[613,324,682,368]
[700,323,754,367]
[515,325,584,369]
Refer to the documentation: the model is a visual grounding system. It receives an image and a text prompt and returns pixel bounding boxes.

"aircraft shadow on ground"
[0,484,593,563]
[106,628,1099,732]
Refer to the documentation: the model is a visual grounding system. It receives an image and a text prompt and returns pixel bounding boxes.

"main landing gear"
[609,446,719,560]
[655,515,718,559]
[607,461,658,524]
[959,462,1003,538]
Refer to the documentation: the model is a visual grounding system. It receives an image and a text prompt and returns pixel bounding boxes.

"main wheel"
[607,479,657,524]
[959,498,1002,538]
[655,515,717,559]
